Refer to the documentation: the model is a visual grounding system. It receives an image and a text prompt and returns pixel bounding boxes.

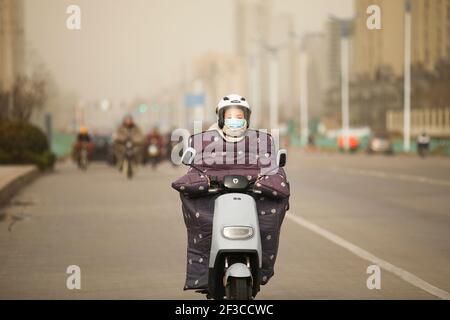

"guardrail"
[387,108,450,137]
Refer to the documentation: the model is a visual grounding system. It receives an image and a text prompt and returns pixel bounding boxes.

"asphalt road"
[0,151,449,299]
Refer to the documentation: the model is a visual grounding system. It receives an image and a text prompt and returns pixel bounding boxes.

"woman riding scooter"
[172,94,290,299]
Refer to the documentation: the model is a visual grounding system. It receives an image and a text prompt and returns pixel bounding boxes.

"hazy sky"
[24,0,353,104]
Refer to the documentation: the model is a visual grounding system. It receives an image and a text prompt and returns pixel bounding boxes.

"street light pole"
[340,25,350,151]
[403,0,412,152]
[252,38,283,131]
[268,50,279,130]
[249,55,261,129]
[328,14,356,152]
[179,64,188,129]
[299,50,309,146]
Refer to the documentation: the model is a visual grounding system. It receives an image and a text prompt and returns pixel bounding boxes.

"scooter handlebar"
[206,175,262,194]
[208,187,220,193]
[207,186,260,194]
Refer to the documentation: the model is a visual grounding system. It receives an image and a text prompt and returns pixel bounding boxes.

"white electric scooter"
[180,147,287,300]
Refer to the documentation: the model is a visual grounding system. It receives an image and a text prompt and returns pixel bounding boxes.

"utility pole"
[403,0,412,152]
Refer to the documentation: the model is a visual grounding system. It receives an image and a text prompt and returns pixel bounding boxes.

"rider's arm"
[171,170,210,197]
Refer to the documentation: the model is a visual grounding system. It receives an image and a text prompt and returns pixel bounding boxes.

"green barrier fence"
[53,130,450,157]
[51,132,75,157]
[288,131,450,155]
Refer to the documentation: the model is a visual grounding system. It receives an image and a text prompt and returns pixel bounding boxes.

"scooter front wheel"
[228,277,252,300]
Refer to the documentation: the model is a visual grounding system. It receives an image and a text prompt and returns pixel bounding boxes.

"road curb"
[0,166,40,207]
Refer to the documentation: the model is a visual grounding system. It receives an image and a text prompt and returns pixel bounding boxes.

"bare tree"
[0,71,49,122]
[0,91,9,121]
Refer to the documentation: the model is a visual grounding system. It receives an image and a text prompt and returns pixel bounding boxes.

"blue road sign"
[184,93,205,107]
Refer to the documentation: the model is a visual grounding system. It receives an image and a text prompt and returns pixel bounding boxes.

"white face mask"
[223,118,247,137]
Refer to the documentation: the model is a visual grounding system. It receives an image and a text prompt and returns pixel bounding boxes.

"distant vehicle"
[122,138,135,179]
[77,141,90,170]
[91,135,113,162]
[106,145,117,166]
[367,133,394,155]
[143,128,164,168]
[417,132,430,158]
[146,141,161,168]
[337,135,360,152]
[72,136,93,170]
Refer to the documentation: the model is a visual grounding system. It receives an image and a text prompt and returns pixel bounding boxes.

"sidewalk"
[0,165,39,207]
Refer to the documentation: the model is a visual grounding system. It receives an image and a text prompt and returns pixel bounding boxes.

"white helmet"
[216,94,251,129]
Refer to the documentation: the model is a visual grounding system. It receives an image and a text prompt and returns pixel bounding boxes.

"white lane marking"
[286,214,450,300]
[332,167,450,187]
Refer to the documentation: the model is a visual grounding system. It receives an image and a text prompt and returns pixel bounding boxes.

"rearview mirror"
[277,149,287,167]
[181,147,197,166]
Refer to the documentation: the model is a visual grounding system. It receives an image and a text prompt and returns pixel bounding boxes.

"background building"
[323,0,450,135]
[325,18,345,92]
[302,32,327,121]
[0,0,25,92]
[353,0,450,80]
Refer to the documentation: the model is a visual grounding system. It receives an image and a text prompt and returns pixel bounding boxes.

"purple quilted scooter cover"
[172,129,290,290]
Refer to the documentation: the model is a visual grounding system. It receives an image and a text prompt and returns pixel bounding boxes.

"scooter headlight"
[222,226,254,240]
